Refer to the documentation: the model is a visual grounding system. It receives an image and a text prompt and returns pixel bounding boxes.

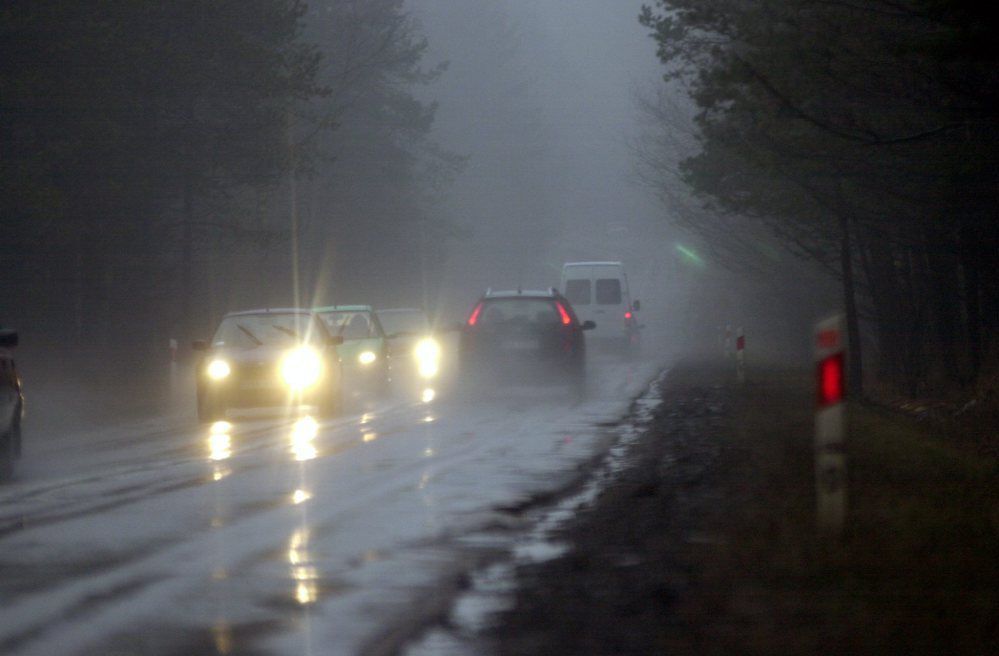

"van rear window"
[564,279,591,306]
[595,279,622,305]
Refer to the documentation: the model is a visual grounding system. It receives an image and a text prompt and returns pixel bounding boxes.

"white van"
[560,261,640,351]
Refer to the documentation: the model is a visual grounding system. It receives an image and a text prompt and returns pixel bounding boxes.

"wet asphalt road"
[0,353,666,655]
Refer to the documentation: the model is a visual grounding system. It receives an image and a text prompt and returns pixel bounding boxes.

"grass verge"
[692,367,999,654]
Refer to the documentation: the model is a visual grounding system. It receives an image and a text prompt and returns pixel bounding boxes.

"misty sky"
[409,0,674,309]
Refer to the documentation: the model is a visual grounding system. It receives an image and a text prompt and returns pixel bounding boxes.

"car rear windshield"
[595,278,622,305]
[320,311,379,340]
[477,298,562,328]
[564,279,591,306]
[212,314,324,348]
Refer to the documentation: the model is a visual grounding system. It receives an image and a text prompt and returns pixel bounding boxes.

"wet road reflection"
[290,416,318,462]
[208,421,233,463]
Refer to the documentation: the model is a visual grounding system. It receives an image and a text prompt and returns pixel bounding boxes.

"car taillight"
[625,311,633,320]
[467,302,484,326]
[555,302,572,325]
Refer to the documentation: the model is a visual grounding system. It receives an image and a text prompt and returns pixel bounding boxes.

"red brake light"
[555,302,572,325]
[467,302,484,326]
[625,311,632,320]
[817,353,845,406]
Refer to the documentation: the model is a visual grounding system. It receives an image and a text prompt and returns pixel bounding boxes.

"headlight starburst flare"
[281,347,322,389]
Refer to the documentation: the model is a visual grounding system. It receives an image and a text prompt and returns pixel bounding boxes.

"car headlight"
[358,350,377,366]
[207,359,231,380]
[414,338,441,379]
[281,347,323,389]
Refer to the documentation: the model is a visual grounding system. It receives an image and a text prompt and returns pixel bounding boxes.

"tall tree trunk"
[839,213,863,397]
[181,174,194,339]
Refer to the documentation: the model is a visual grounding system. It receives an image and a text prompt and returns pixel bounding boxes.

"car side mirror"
[327,335,344,346]
[0,329,19,348]
[581,320,596,331]
[192,339,208,351]
[632,300,641,311]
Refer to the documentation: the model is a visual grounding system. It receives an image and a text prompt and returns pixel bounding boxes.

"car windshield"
[211,313,323,349]
[377,310,430,336]
[320,311,378,340]
[477,298,561,328]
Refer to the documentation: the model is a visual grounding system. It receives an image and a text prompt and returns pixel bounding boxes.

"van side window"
[564,279,591,305]
[595,278,622,305]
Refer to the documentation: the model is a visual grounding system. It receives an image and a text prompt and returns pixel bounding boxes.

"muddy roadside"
[484,361,999,655]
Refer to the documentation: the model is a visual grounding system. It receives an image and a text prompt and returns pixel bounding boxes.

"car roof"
[224,308,316,317]
[376,307,424,314]
[482,288,559,299]
[313,305,373,313]
[562,261,623,268]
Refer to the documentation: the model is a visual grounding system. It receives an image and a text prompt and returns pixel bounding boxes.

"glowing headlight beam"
[281,347,323,389]
[414,338,441,379]
[358,350,377,365]
[207,359,231,380]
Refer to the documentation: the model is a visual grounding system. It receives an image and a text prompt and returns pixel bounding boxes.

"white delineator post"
[724,324,733,358]
[169,338,179,363]
[814,315,847,535]
[736,327,745,383]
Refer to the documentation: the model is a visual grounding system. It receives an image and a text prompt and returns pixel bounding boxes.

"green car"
[313,305,390,397]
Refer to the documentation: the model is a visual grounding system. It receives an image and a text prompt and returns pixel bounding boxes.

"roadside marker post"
[724,324,732,358]
[814,315,847,536]
[735,327,745,383]
[169,338,178,363]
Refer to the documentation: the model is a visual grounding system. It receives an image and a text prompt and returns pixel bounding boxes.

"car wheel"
[197,394,225,423]
[12,410,21,458]
[378,366,391,398]
[0,424,15,482]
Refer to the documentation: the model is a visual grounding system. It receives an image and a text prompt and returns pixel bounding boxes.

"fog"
[5,0,851,424]
[411,1,672,308]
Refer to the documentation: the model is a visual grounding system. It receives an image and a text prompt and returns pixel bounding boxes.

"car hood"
[209,345,306,365]
[336,338,383,359]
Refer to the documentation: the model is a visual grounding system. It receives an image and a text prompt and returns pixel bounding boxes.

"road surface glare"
[0,353,665,655]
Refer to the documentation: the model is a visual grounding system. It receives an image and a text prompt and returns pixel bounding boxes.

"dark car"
[458,289,594,398]
[0,328,24,480]
[193,309,343,422]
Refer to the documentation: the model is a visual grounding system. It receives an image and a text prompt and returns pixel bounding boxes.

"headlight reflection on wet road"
[288,528,318,606]
[290,416,318,462]
[208,421,233,471]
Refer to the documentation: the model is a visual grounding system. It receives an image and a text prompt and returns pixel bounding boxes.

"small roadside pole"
[814,315,847,536]
[169,338,178,363]
[735,327,746,383]
[724,324,733,358]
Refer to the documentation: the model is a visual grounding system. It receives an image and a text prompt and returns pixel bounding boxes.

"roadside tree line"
[1,0,455,368]
[638,0,998,396]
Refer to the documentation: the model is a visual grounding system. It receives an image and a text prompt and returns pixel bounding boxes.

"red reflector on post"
[467,302,484,326]
[624,311,632,320]
[817,352,845,406]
